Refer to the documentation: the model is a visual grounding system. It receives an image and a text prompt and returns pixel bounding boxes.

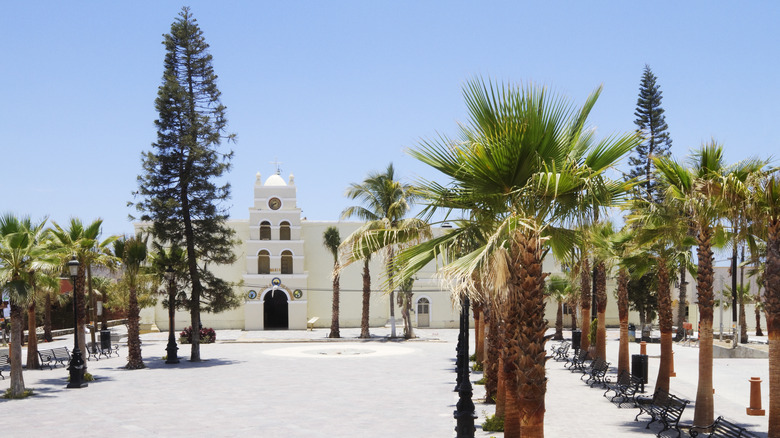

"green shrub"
[469,353,477,361]
[482,413,504,432]
[472,361,483,371]
[3,388,34,399]
[475,377,486,385]
[588,318,598,344]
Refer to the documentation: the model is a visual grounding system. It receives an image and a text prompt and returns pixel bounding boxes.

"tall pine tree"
[134,7,239,361]
[627,64,672,204]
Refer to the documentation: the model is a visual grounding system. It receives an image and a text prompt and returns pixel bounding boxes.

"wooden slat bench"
[565,349,589,371]
[307,317,319,331]
[37,347,71,370]
[688,416,760,438]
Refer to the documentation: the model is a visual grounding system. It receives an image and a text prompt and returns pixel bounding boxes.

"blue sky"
[2,2,778,239]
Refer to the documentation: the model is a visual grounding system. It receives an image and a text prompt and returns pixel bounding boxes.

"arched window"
[281,250,293,274]
[260,221,271,240]
[257,250,270,274]
[279,221,291,240]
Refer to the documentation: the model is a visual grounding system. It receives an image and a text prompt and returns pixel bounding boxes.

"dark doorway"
[264,290,288,329]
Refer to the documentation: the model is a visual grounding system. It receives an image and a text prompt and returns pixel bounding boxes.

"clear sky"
[2,2,778,239]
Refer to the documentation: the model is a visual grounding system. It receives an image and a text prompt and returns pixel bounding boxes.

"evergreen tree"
[133,7,239,361]
[627,65,673,204]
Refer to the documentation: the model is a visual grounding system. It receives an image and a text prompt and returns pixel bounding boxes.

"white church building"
[140,170,465,332]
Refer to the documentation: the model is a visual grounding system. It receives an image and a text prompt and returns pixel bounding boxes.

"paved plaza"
[0,327,770,437]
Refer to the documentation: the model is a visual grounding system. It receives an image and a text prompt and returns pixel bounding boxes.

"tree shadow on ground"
[141,358,241,370]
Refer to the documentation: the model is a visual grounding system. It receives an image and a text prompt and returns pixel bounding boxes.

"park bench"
[566,349,590,372]
[688,416,760,438]
[635,387,690,438]
[85,342,120,360]
[603,370,643,408]
[550,341,570,361]
[0,355,8,379]
[580,357,611,388]
[37,347,71,370]
[307,317,319,331]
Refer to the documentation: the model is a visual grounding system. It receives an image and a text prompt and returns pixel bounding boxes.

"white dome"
[264,174,287,186]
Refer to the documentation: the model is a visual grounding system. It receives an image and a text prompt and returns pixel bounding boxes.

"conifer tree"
[134,7,239,361]
[627,64,673,204]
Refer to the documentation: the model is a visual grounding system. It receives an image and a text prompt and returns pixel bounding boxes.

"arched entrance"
[416,297,430,327]
[264,289,289,329]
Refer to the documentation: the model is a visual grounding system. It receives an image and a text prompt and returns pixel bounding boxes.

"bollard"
[640,341,647,355]
[669,351,676,377]
[747,377,765,416]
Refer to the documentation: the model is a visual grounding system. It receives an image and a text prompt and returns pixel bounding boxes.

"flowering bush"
[179,326,216,344]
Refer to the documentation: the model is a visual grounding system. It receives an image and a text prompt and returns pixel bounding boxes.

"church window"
[260,221,271,240]
[281,250,293,274]
[280,221,291,240]
[257,250,270,274]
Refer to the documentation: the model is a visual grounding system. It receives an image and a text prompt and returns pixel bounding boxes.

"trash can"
[628,323,636,342]
[100,329,112,350]
[572,329,582,352]
[632,354,648,392]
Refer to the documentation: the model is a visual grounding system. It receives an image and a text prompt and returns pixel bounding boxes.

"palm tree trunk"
[580,256,592,354]
[503,382,522,438]
[595,261,607,361]
[756,306,764,336]
[617,268,630,380]
[764,217,780,436]
[126,285,144,369]
[655,260,673,394]
[496,352,506,417]
[26,302,39,369]
[9,302,25,396]
[675,266,689,341]
[329,268,340,338]
[507,232,548,437]
[569,300,578,331]
[473,304,483,365]
[693,225,715,428]
[484,307,499,404]
[360,259,371,339]
[44,293,53,342]
[386,248,397,338]
[554,301,563,340]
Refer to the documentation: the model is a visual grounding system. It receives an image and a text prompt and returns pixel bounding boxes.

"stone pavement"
[0,327,770,437]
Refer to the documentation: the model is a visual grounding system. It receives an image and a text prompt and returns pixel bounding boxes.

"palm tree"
[0,214,55,396]
[49,218,117,356]
[340,163,421,338]
[323,226,341,339]
[747,171,780,435]
[397,275,415,339]
[545,275,573,341]
[114,234,149,369]
[628,195,698,394]
[399,78,638,437]
[655,142,763,427]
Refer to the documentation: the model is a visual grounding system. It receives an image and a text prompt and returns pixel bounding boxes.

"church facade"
[140,171,466,332]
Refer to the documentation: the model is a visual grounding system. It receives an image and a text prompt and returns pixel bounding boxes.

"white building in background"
[138,170,765,335]
[139,170,464,332]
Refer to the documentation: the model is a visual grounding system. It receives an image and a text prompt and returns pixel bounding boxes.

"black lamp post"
[454,296,475,437]
[165,266,179,364]
[66,256,87,388]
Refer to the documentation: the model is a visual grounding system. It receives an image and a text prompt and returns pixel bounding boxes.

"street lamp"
[454,295,475,437]
[165,266,179,364]
[66,256,87,388]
